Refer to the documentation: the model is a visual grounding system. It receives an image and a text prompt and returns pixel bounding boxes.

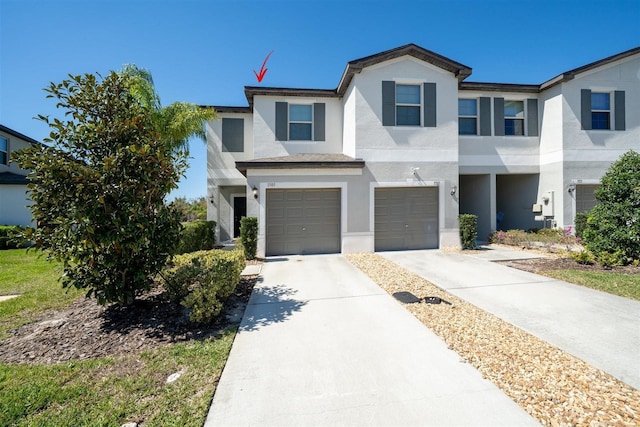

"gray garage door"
[266,188,341,256]
[576,185,600,214]
[375,187,439,251]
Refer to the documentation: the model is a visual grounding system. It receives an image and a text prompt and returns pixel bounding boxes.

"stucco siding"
[0,184,32,226]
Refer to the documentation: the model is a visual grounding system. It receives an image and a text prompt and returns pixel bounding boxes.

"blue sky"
[1,0,639,200]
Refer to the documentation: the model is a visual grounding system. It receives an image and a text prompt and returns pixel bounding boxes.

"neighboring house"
[206,44,640,257]
[0,124,39,226]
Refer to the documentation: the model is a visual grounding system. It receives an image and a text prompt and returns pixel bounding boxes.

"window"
[591,92,610,130]
[396,84,421,126]
[504,100,524,136]
[221,118,244,152]
[458,99,477,135]
[0,137,7,165]
[289,104,313,140]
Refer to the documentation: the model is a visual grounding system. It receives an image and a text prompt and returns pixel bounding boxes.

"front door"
[233,196,247,238]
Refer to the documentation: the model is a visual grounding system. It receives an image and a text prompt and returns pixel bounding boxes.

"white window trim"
[591,91,612,131]
[504,99,526,137]
[395,83,422,127]
[288,103,314,142]
[458,98,478,135]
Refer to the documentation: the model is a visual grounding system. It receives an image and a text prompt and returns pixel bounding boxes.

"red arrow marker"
[254,50,273,83]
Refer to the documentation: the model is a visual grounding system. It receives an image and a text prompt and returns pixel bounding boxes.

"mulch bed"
[0,275,258,365]
[498,256,640,275]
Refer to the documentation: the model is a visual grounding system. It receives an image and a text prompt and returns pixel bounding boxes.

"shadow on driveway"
[239,283,307,332]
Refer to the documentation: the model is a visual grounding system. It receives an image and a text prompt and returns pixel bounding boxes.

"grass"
[0,332,235,426]
[0,249,237,426]
[542,269,640,301]
[0,249,82,338]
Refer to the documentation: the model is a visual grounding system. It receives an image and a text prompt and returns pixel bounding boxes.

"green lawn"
[542,269,640,301]
[0,249,82,338]
[0,249,236,426]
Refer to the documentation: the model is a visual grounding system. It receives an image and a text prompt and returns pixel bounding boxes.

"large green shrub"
[458,214,478,249]
[176,220,216,254]
[240,217,258,260]
[582,150,640,264]
[13,67,215,305]
[162,249,244,323]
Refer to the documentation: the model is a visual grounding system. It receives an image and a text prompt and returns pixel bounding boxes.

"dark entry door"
[233,196,247,238]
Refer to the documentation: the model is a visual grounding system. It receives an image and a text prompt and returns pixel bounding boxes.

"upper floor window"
[458,99,477,135]
[0,137,7,165]
[504,101,524,136]
[396,84,421,126]
[289,104,313,140]
[591,92,610,130]
[275,102,325,142]
[581,89,625,131]
[382,81,436,128]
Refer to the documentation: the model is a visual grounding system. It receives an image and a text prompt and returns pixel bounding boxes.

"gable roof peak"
[337,43,472,95]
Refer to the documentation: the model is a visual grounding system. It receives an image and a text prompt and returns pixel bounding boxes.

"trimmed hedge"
[162,248,244,323]
[240,217,258,260]
[176,220,216,254]
[458,214,478,249]
[0,225,31,250]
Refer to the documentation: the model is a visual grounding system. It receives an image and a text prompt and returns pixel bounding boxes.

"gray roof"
[236,153,365,174]
[0,124,40,145]
[337,43,472,95]
[0,172,29,185]
[206,44,640,109]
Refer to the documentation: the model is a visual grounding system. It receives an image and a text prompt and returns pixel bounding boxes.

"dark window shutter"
[614,90,625,131]
[479,97,491,136]
[221,118,244,152]
[423,83,437,127]
[275,102,288,141]
[382,81,396,126]
[526,99,539,137]
[313,103,325,141]
[581,89,592,130]
[494,98,505,136]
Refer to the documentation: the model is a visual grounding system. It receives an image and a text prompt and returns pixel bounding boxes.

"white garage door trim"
[266,188,341,256]
[370,182,441,251]
[256,181,349,257]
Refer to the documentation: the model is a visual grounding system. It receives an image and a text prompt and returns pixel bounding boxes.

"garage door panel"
[267,188,341,256]
[375,187,439,251]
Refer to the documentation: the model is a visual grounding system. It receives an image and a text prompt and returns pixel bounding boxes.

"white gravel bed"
[347,253,640,426]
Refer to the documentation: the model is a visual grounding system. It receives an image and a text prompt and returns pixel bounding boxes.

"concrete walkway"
[381,247,640,390]
[205,254,537,426]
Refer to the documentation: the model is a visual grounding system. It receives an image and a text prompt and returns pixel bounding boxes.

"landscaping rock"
[347,253,640,426]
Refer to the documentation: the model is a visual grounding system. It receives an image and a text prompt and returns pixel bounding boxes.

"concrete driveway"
[205,254,537,426]
[381,248,640,390]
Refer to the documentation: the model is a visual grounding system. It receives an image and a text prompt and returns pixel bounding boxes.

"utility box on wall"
[541,191,554,217]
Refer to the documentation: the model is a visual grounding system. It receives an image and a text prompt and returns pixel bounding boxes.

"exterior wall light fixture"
[450,184,457,196]
[252,187,259,199]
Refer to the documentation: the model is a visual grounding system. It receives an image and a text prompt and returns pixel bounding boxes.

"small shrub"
[572,250,595,265]
[458,214,478,249]
[574,213,589,239]
[176,220,216,254]
[596,250,625,268]
[240,217,258,260]
[162,248,244,323]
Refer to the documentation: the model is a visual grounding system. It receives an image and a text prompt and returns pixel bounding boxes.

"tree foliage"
[582,150,640,264]
[170,196,208,222]
[14,67,215,305]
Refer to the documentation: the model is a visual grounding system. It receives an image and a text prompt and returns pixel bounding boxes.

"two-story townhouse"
[206,44,640,258]
[0,124,39,226]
